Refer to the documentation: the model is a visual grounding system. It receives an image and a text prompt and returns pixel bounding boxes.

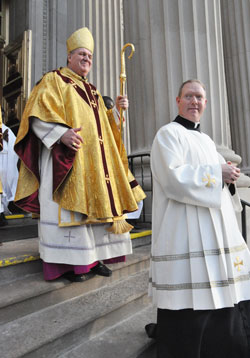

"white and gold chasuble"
[149,121,250,310]
[14,67,145,266]
[32,118,132,265]
[15,67,145,222]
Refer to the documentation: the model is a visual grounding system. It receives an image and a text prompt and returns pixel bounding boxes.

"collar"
[173,115,201,132]
[63,67,88,83]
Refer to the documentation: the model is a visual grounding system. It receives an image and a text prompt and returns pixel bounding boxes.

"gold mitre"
[67,27,94,54]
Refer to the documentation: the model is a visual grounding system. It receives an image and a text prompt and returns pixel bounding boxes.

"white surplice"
[32,118,132,266]
[149,121,250,310]
[0,124,19,213]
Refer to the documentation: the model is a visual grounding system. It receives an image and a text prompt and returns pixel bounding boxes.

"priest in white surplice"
[149,80,250,357]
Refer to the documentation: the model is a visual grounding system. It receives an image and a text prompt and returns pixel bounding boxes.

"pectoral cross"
[64,231,75,243]
[202,173,216,187]
[91,100,97,108]
[234,256,243,271]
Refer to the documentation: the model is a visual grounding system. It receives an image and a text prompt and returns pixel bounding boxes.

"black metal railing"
[128,153,152,225]
[128,153,250,241]
[241,199,250,243]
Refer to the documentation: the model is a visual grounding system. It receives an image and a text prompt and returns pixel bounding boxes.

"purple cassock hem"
[43,261,98,281]
[43,255,126,281]
[103,256,126,264]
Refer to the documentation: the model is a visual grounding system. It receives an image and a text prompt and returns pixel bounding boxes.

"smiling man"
[14,27,145,283]
[149,79,250,357]
[176,80,207,122]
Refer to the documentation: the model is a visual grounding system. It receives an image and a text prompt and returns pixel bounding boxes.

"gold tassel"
[106,219,133,234]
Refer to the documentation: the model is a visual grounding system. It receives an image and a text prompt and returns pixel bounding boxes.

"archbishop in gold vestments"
[14,66,145,279]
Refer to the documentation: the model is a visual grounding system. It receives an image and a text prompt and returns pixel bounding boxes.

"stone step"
[61,304,156,358]
[0,238,41,283]
[0,258,152,358]
[137,342,157,358]
[0,231,152,358]
[0,215,38,242]
[0,230,152,283]
[0,245,150,325]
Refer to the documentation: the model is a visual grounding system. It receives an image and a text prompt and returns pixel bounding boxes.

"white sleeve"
[111,107,125,129]
[151,126,222,208]
[31,117,68,149]
[126,200,143,219]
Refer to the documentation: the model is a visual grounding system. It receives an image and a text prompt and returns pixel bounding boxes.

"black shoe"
[8,201,26,214]
[0,213,7,227]
[62,271,84,282]
[145,323,157,339]
[91,262,112,277]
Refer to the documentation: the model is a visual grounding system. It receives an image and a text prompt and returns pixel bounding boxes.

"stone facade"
[1,0,250,234]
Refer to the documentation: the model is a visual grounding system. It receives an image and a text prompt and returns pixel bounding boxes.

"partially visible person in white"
[0,109,19,225]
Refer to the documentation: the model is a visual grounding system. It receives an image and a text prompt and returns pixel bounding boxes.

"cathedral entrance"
[0,0,35,239]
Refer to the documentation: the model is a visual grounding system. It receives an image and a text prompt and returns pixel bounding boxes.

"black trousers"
[156,301,250,358]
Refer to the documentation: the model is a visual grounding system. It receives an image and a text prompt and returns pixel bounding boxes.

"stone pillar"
[220,0,250,243]
[221,0,250,175]
[123,0,250,229]
[123,0,236,157]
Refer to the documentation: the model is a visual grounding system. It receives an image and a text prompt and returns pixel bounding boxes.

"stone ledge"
[0,230,151,268]
[61,304,156,358]
[0,245,151,326]
[0,270,150,358]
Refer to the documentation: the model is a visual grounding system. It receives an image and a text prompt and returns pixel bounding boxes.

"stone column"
[123,0,250,229]
[123,0,237,159]
[221,0,250,175]
[221,0,250,242]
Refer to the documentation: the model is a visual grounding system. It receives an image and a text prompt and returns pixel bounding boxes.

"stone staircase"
[0,214,38,243]
[0,219,156,358]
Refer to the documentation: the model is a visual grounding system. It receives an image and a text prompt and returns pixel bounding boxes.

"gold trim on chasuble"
[56,70,133,233]
[82,79,119,218]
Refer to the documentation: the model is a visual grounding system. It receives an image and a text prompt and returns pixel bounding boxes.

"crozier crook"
[119,43,135,153]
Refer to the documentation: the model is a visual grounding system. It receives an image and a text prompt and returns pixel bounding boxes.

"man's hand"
[115,95,129,111]
[60,127,83,151]
[221,161,240,184]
